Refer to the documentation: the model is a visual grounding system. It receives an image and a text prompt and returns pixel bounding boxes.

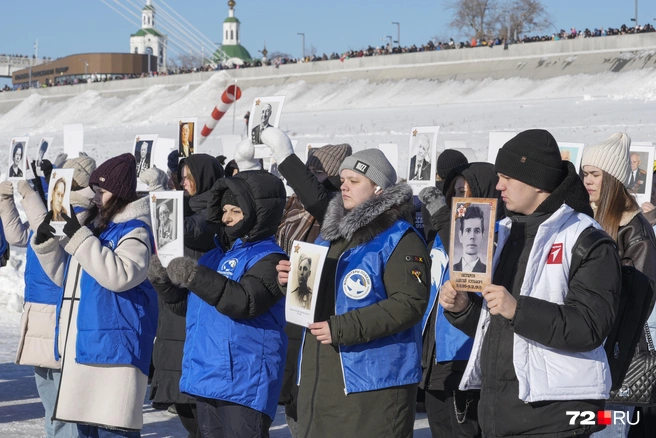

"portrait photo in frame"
[406,127,439,194]
[449,197,497,293]
[559,142,584,173]
[8,137,30,182]
[133,135,158,192]
[250,96,286,159]
[150,191,184,267]
[178,118,198,158]
[286,241,329,327]
[627,145,654,206]
[47,168,75,236]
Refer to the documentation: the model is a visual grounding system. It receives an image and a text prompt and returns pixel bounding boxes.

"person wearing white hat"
[581,132,656,438]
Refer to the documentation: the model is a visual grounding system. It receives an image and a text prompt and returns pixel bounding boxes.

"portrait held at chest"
[249,95,286,158]
[285,240,329,327]
[449,198,497,292]
[178,118,198,158]
[406,126,439,194]
[626,146,654,206]
[47,168,75,236]
[150,191,184,267]
[7,138,29,181]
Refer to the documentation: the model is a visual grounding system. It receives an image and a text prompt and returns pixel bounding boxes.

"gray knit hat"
[62,155,97,188]
[339,148,396,189]
[581,132,631,185]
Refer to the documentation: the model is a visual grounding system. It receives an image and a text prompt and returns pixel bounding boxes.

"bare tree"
[446,0,550,40]
[445,0,499,40]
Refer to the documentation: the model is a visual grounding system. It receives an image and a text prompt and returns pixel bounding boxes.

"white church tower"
[215,0,252,64]
[130,0,168,72]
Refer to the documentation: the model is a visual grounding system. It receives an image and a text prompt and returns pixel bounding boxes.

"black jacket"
[445,162,622,437]
[278,154,430,438]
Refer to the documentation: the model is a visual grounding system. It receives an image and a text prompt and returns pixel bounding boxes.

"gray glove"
[17,180,35,199]
[0,181,13,199]
[53,153,68,168]
[261,127,294,164]
[418,186,446,216]
[148,255,169,285]
[139,167,169,192]
[167,256,199,289]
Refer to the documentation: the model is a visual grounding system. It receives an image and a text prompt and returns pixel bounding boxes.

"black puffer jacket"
[446,162,621,437]
[149,154,222,405]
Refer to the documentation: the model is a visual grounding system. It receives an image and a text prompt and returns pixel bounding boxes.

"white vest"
[460,205,612,402]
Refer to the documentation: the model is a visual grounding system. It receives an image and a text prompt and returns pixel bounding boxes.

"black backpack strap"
[568,226,616,282]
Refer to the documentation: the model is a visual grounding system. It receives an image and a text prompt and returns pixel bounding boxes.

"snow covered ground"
[1,68,656,436]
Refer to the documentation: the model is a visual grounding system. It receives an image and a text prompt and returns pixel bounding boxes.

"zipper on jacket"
[52,263,82,421]
[335,251,349,396]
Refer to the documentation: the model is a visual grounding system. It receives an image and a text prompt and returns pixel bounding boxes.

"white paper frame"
[178,118,199,158]
[152,138,175,173]
[487,132,516,164]
[150,191,184,268]
[8,137,29,182]
[378,143,399,178]
[406,126,440,195]
[558,142,584,173]
[47,168,75,236]
[133,135,158,192]
[628,145,654,206]
[286,241,329,327]
[63,124,84,158]
[250,96,286,158]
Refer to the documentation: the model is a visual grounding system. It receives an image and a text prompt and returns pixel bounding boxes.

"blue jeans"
[34,366,78,438]
[591,404,635,437]
[77,425,140,438]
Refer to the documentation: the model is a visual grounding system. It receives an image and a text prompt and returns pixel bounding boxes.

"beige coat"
[33,195,153,431]
[0,187,59,369]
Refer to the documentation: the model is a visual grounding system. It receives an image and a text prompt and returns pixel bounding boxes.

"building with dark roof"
[129,0,167,71]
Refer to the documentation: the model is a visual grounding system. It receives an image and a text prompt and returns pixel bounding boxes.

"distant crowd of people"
[3,21,655,93]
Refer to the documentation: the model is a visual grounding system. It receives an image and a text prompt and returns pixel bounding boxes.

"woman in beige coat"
[32,154,158,438]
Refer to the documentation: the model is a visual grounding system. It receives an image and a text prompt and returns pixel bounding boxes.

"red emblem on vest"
[547,243,563,264]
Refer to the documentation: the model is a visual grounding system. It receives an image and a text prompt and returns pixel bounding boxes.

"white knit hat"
[581,132,632,185]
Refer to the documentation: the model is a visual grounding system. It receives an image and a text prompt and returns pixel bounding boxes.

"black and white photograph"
[150,191,184,267]
[250,96,285,158]
[133,134,158,191]
[178,118,198,158]
[47,168,75,236]
[286,240,329,327]
[406,126,439,193]
[8,137,29,181]
[628,146,654,206]
[449,198,497,293]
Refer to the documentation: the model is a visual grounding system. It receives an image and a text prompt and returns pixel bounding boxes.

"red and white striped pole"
[199,84,242,145]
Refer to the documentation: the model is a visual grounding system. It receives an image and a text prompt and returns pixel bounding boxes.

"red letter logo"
[597,410,612,425]
[547,243,563,265]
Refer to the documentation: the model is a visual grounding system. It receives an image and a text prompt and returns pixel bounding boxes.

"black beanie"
[494,129,564,192]
[221,189,239,209]
[437,149,468,180]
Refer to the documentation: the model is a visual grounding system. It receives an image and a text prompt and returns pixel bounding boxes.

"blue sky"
[2,0,656,62]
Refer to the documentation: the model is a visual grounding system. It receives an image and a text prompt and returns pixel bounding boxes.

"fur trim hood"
[320,183,414,246]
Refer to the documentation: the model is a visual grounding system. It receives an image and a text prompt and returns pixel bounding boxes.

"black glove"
[40,159,53,182]
[61,210,82,239]
[35,211,55,245]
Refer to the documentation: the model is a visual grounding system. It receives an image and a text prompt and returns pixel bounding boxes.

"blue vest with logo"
[421,235,474,362]
[180,236,287,419]
[313,219,422,394]
[75,219,158,375]
[25,230,61,306]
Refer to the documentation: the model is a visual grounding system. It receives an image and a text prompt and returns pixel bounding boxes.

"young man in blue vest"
[440,129,622,437]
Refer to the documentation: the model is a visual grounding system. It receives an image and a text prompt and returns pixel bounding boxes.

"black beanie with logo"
[494,129,565,192]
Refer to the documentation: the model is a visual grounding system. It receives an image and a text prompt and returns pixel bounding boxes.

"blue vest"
[24,230,61,306]
[180,236,287,420]
[311,220,422,394]
[75,219,158,376]
[0,220,7,261]
[421,235,474,362]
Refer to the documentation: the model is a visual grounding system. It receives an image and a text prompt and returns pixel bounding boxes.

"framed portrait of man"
[286,241,329,327]
[47,168,75,236]
[250,96,286,159]
[8,137,30,182]
[133,134,158,191]
[406,126,439,194]
[449,198,497,293]
[178,118,198,158]
[558,142,584,173]
[627,145,654,206]
[150,191,184,267]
